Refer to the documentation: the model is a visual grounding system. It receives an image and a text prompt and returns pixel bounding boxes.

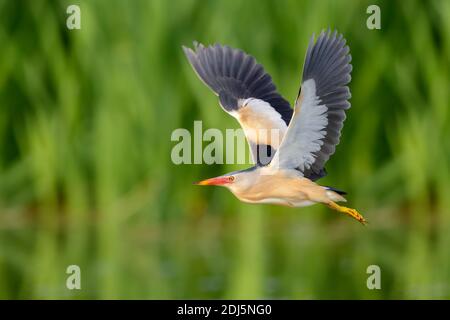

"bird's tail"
[324,186,347,195]
[324,186,347,202]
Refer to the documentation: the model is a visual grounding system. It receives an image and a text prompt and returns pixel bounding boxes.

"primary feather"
[183,43,293,165]
[270,29,352,178]
[182,43,293,123]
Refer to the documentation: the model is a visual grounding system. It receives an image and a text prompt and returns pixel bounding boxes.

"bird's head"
[193,173,236,187]
[193,168,257,195]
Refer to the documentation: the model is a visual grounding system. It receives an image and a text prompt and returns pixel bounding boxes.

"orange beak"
[193,176,230,186]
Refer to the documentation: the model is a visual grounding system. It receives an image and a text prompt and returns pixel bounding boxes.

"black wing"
[183,43,293,124]
[300,30,352,180]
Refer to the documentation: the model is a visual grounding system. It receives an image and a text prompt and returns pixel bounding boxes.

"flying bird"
[183,30,366,224]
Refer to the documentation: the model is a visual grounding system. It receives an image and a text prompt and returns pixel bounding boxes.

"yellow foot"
[327,202,367,225]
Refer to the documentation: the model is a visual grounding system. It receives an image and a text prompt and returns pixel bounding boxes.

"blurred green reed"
[0,0,449,299]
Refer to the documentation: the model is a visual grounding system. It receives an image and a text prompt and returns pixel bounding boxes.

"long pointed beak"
[193,176,229,186]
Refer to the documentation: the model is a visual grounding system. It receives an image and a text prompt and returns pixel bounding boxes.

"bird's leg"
[327,201,367,225]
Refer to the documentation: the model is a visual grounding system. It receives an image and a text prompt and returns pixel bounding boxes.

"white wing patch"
[231,98,288,150]
[270,79,328,171]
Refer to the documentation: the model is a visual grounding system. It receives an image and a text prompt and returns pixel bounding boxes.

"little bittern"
[184,30,366,224]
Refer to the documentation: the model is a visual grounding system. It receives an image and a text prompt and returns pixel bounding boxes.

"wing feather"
[183,43,293,164]
[270,30,352,180]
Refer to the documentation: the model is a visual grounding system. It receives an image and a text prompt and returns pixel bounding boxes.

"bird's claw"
[328,202,367,225]
[343,207,367,225]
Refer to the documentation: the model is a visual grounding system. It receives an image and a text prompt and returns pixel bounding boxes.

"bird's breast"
[232,173,311,206]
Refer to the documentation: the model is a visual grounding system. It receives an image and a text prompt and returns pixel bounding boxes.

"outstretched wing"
[270,30,352,179]
[183,43,293,165]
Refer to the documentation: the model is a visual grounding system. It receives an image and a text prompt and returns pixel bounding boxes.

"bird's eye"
[228,176,235,182]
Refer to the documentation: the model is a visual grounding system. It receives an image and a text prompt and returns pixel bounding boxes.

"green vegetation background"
[0,0,449,299]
